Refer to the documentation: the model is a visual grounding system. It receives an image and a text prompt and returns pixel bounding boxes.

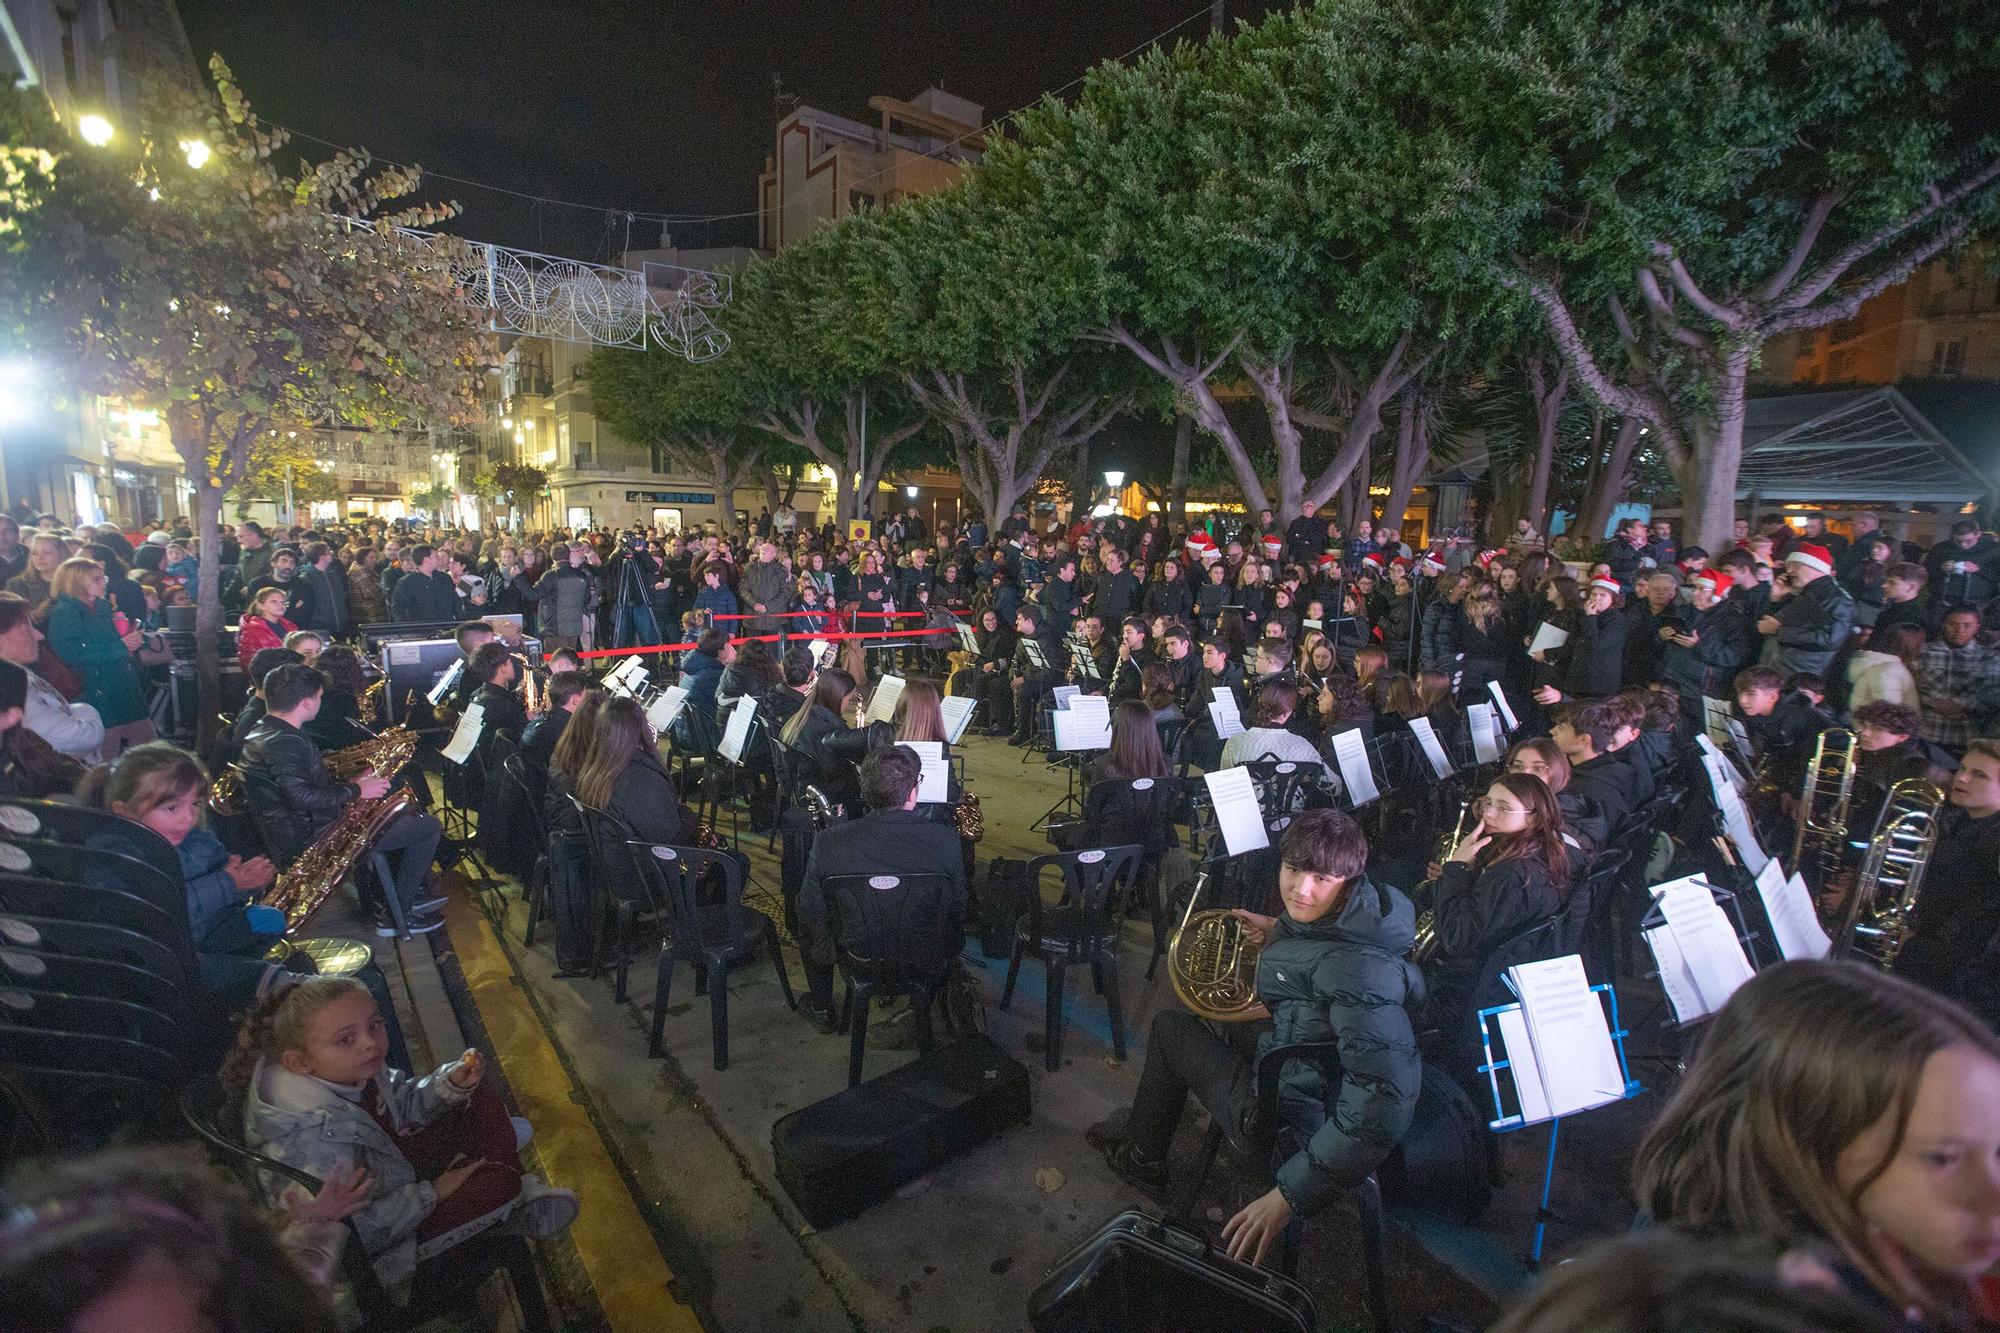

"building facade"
[758,87,983,252]
[1761,246,2000,387]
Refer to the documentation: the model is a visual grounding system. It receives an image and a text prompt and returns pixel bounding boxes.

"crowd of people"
[3,492,1999,1331]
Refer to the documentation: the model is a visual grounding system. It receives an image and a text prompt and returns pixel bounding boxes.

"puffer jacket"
[1419,599,1462,674]
[243,1057,493,1290]
[519,564,597,638]
[238,715,356,863]
[1760,575,1854,677]
[1255,874,1422,1216]
[1426,855,1561,1043]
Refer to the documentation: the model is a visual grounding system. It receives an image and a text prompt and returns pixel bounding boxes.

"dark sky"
[177,1,1277,262]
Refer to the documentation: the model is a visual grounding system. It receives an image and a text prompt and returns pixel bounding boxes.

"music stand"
[1638,876,1763,1026]
[1478,983,1644,1269]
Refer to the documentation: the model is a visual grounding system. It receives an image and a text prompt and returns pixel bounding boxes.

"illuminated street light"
[180,138,211,169]
[1104,470,1125,490]
[0,361,35,426]
[905,485,919,498]
[77,115,114,147]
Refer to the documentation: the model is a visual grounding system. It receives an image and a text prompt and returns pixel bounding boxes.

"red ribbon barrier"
[561,624,960,663]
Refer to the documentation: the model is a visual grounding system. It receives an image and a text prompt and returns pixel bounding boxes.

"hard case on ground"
[1027,1208,1318,1333]
[770,1033,1030,1229]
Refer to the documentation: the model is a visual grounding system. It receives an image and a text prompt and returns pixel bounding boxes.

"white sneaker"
[511,1116,533,1152]
[502,1173,578,1239]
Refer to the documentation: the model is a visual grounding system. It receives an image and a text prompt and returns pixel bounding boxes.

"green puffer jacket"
[1255,874,1423,1217]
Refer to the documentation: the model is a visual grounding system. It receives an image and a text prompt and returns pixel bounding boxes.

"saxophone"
[262,728,421,932]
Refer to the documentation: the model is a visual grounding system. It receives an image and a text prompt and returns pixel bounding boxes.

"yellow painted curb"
[443,893,701,1333]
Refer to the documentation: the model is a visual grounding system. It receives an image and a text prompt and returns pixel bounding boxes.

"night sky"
[177,1,1280,261]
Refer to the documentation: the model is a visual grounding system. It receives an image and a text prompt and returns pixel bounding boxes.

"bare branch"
[1634,268,1714,351]
[1648,243,1744,329]
[1755,191,1841,302]
[1781,156,2000,310]
[1768,218,1972,334]
[1508,268,1663,425]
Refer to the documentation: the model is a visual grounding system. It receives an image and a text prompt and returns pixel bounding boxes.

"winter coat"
[1561,607,1628,699]
[520,564,598,638]
[1847,650,1917,712]
[692,583,739,622]
[46,594,147,726]
[677,648,727,726]
[346,564,389,626]
[236,613,296,676]
[739,559,792,631]
[21,665,102,759]
[1426,853,1562,1045]
[1759,575,1854,678]
[243,1058,490,1290]
[1256,875,1422,1216]
[388,569,456,623]
[1419,600,1463,674]
[1658,599,1754,704]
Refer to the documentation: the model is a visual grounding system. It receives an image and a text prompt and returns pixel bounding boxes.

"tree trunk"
[1169,414,1192,531]
[1068,438,1094,517]
[1522,358,1570,539]
[1380,402,1431,538]
[1681,356,1751,552]
[171,405,229,756]
[1575,416,1641,545]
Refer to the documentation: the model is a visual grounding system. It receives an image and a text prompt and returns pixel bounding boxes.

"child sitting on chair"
[231,976,577,1294]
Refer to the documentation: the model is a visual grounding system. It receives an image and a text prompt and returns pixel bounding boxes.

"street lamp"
[180,138,211,169]
[0,360,34,426]
[1104,470,1125,490]
[77,114,114,147]
[905,485,918,499]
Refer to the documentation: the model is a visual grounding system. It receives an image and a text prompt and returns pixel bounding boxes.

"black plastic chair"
[0,912,191,994]
[575,799,649,999]
[999,845,1143,1072]
[0,985,186,1053]
[0,836,185,922]
[1,1060,164,1152]
[1171,1040,1390,1333]
[627,841,796,1071]
[820,871,961,1088]
[501,753,553,947]
[0,798,183,882]
[0,942,192,1023]
[178,1080,555,1332]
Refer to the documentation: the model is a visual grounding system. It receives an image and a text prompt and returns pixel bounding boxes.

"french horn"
[1165,868,1269,1022]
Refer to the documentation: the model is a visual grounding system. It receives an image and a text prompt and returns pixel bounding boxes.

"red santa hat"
[1786,542,1834,576]
[1361,552,1386,572]
[1184,530,1217,559]
[1474,548,1504,569]
[1690,569,1727,595]
[1315,552,1339,573]
[1389,555,1411,573]
[1261,534,1283,558]
[1589,575,1623,597]
[1418,552,1446,574]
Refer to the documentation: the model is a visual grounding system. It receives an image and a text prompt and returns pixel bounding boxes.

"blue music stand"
[1478,982,1645,1268]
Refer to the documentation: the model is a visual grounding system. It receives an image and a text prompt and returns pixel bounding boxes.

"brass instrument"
[361,678,386,728]
[801,783,840,829]
[1166,868,1268,1022]
[519,659,545,715]
[1791,728,1856,887]
[954,789,985,842]
[1411,799,1477,964]
[1834,778,1944,967]
[262,727,421,932]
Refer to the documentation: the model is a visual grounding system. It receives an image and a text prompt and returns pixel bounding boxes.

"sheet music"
[1023,639,1049,670]
[1330,730,1379,805]
[441,701,485,764]
[898,741,950,803]
[955,623,979,653]
[1653,876,1755,1015]
[807,638,831,664]
[1468,703,1502,764]
[1702,696,1734,750]
[1487,681,1519,732]
[1202,766,1269,855]
[940,694,977,744]
[1643,926,1712,1025]
[427,658,463,706]
[1725,718,1757,771]
[1051,684,1081,711]
[1494,1008,1553,1125]
[645,685,689,732]
[1697,735,1749,793]
[1409,717,1453,779]
[1528,622,1569,655]
[1302,618,1322,630]
[1207,697,1244,739]
[1052,708,1112,751]
[1713,777,1769,874]
[1507,955,1625,1118]
[864,674,905,725]
[1755,861,1833,961]
[717,694,757,763]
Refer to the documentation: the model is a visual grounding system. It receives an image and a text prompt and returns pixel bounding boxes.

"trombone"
[1791,728,1856,888]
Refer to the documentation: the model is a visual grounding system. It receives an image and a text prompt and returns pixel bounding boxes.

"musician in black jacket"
[521,671,591,772]
[467,641,536,746]
[795,746,967,1033]
[1423,773,1570,1091]
[1183,637,1249,771]
[1894,739,2000,1000]
[1159,624,1202,707]
[1108,616,1152,702]
[1006,605,1064,747]
[1552,699,1641,836]
[1734,665,1831,796]
[239,664,444,936]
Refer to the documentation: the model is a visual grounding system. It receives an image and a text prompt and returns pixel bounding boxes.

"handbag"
[135,631,174,666]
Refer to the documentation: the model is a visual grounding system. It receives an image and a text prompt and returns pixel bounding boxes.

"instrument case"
[770,1033,1030,1229]
[1027,1209,1318,1333]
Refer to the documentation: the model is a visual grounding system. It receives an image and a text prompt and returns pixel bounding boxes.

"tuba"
[1166,868,1269,1022]
[1791,727,1857,888]
[261,728,421,932]
[1834,778,1944,967]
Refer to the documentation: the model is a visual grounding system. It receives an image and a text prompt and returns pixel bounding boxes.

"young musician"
[794,746,967,1034]
[1551,699,1640,835]
[1005,605,1063,747]
[1066,614,1116,694]
[1891,739,2000,1004]
[1089,810,1421,1266]
[1634,962,2000,1328]
[1109,616,1152,702]
[763,645,816,732]
[1734,665,1830,795]
[521,671,590,772]
[1159,623,1202,706]
[1220,682,1337,785]
[1423,773,1570,1089]
[467,641,538,746]
[239,664,445,936]
[780,667,868,812]
[1506,736,1609,853]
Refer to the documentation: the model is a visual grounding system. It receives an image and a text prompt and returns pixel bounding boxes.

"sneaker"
[373,916,402,938]
[403,914,447,937]
[797,995,837,1035]
[511,1116,533,1152]
[501,1173,579,1239]
[409,894,449,916]
[1087,1115,1168,1201]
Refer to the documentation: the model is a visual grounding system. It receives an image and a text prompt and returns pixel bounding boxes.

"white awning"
[1739,387,1992,504]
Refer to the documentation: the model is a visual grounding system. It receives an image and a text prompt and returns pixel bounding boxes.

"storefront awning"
[1739,387,1993,504]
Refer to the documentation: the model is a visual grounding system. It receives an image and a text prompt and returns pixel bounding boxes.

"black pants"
[371,810,443,913]
[1012,670,1055,739]
[977,672,1014,731]
[1126,1009,1262,1163]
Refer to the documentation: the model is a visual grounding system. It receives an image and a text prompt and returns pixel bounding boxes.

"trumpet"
[1165,868,1268,1022]
[1791,727,1856,889]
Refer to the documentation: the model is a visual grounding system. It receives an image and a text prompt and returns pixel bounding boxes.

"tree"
[409,481,453,517]
[588,345,772,536]
[226,428,343,518]
[0,61,493,746]
[1449,0,2000,550]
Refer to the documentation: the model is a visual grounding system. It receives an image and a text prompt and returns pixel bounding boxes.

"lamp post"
[1104,470,1125,518]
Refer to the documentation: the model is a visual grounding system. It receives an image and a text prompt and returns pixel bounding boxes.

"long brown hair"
[576,696,654,810]
[1371,670,1422,720]
[1464,583,1501,632]
[549,688,607,776]
[892,678,946,744]
[1504,737,1571,794]
[783,667,854,745]
[1632,962,2000,1321]
[1103,699,1168,779]
[1479,772,1570,889]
